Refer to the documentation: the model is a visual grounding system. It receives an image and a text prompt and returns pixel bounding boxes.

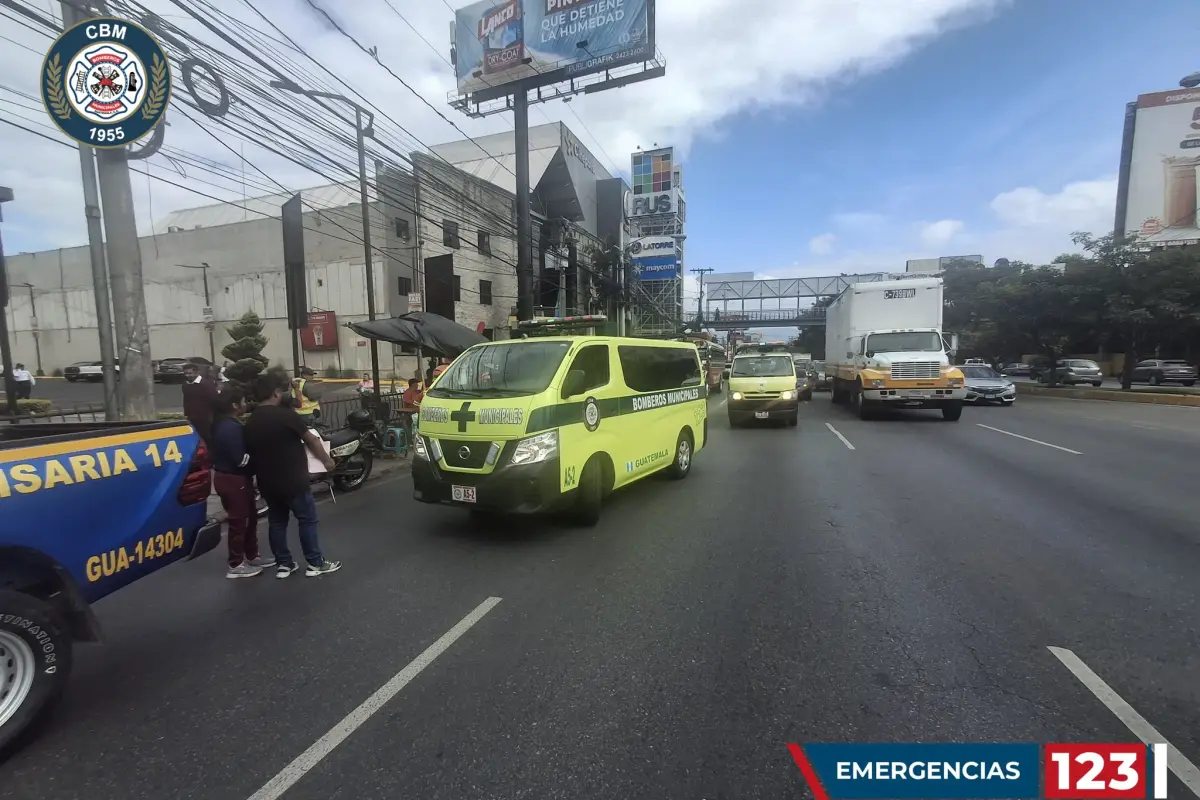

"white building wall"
[4,261,388,376]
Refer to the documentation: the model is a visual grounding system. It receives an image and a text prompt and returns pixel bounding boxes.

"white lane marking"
[825,422,855,450]
[1048,647,1200,798]
[975,423,1082,454]
[247,597,503,800]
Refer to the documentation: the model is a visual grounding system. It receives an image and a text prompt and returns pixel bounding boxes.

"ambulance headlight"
[731,391,744,400]
[511,430,558,466]
[413,435,429,460]
[779,390,795,400]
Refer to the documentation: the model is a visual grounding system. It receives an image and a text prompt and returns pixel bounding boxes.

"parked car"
[1130,359,1197,387]
[64,361,119,383]
[962,365,1016,405]
[1036,359,1104,387]
[1001,362,1031,377]
[154,356,213,383]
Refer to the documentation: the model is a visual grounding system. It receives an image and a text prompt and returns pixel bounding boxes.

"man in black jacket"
[244,369,340,579]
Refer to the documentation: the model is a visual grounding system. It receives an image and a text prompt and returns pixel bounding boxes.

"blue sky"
[2,0,1198,282]
[682,0,1200,277]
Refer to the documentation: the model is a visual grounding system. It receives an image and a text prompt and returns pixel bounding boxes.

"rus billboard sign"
[453,0,654,96]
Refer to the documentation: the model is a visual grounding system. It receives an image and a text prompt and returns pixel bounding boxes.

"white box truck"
[824,277,966,420]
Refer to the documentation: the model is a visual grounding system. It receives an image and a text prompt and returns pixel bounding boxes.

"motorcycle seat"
[327,428,360,448]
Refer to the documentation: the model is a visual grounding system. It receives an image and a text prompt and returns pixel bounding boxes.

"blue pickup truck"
[0,420,220,752]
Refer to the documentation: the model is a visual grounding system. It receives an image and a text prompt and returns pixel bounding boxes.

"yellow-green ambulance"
[413,336,708,525]
[726,343,801,427]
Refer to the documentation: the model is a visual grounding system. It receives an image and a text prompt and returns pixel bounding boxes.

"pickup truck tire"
[0,591,72,755]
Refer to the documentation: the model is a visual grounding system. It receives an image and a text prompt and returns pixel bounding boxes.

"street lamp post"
[16,283,42,376]
[270,80,381,410]
[177,263,216,365]
[0,187,16,417]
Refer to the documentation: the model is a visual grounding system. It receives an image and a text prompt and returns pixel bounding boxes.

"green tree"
[221,310,269,394]
[1070,232,1200,389]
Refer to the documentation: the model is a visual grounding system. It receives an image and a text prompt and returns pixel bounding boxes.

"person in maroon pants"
[210,387,272,578]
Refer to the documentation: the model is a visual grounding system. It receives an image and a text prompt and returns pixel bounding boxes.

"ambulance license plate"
[451,485,477,503]
[755,411,769,419]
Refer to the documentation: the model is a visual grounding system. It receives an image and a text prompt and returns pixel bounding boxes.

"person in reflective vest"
[291,367,321,423]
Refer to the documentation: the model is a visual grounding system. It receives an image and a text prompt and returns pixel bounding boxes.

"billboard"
[628,188,678,217]
[905,255,983,273]
[452,0,654,97]
[632,147,673,196]
[631,235,679,278]
[1118,88,1200,243]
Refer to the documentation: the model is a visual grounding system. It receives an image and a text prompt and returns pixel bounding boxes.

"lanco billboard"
[1117,88,1200,243]
[453,0,654,98]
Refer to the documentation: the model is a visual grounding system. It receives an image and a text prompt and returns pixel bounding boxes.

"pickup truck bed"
[0,420,219,753]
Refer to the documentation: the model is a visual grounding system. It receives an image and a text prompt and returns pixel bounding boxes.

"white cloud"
[832,211,888,229]
[919,219,965,247]
[808,233,836,255]
[0,0,1000,252]
[989,178,1116,230]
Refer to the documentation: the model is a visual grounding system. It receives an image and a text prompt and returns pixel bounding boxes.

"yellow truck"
[824,277,966,420]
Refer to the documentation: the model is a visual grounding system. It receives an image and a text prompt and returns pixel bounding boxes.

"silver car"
[962,365,1016,406]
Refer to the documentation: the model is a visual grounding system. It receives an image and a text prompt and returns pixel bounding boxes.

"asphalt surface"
[2,392,1197,799]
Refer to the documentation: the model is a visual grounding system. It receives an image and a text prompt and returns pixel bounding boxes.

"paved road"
[3,393,1197,799]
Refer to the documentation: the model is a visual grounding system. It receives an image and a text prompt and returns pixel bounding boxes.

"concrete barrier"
[1015,383,1200,407]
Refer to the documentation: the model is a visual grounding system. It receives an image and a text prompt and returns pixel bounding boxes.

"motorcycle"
[319,409,380,491]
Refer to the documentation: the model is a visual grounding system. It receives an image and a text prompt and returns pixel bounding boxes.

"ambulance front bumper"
[413,451,568,515]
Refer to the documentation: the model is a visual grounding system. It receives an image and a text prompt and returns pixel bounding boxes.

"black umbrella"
[347,312,486,357]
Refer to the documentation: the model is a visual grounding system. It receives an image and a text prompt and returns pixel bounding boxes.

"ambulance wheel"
[788,413,798,427]
[0,591,72,756]
[572,461,603,527]
[666,430,693,480]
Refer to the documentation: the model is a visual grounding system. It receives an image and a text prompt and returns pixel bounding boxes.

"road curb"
[1015,383,1200,406]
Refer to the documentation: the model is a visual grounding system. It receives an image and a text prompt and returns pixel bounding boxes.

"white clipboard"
[306,439,332,476]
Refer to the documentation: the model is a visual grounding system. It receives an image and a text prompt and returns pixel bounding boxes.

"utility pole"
[0,186,16,417]
[178,263,215,365]
[75,0,155,419]
[17,284,42,375]
[61,0,118,421]
[691,267,714,327]
[513,84,534,322]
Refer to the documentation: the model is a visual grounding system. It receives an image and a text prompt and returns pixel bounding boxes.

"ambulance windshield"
[428,341,571,398]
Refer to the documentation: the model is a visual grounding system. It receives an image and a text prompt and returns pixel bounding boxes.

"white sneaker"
[226,563,264,579]
[275,563,300,579]
[305,560,342,577]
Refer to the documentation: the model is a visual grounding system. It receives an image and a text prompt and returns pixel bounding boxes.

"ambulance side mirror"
[561,369,586,399]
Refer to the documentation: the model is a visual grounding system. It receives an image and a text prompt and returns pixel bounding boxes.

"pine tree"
[221,310,269,394]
